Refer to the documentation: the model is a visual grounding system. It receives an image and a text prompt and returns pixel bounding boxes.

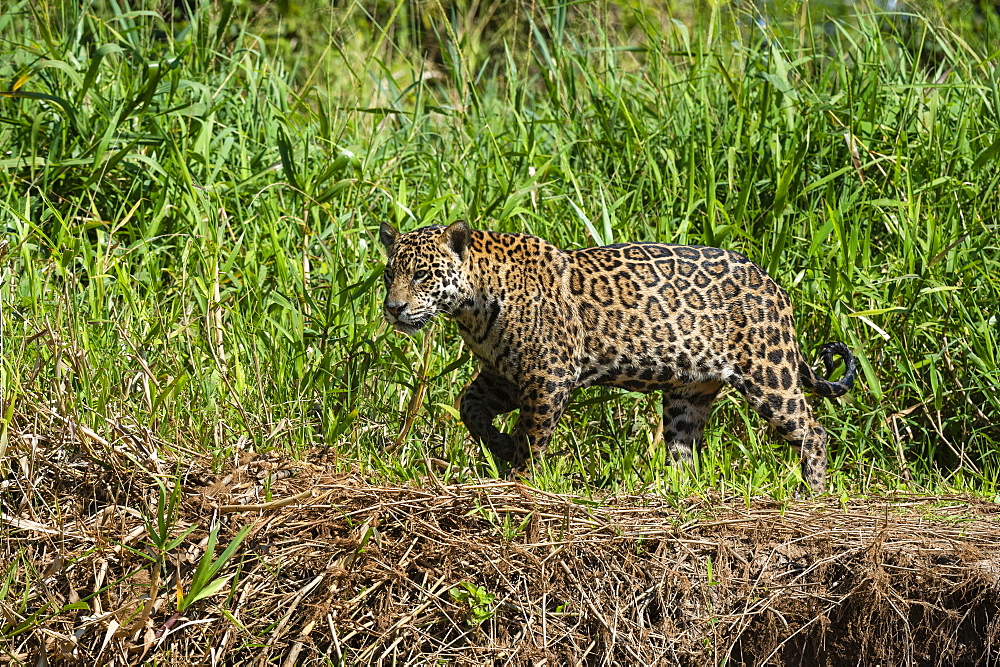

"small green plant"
[134,475,249,634]
[468,501,535,541]
[706,556,719,587]
[0,549,89,647]
[143,476,198,563]
[449,582,496,627]
[177,521,252,613]
[0,552,36,642]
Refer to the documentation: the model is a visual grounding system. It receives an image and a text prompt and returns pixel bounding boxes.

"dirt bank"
[3,450,998,665]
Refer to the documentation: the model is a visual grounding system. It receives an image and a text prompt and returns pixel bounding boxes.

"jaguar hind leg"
[726,367,829,493]
[661,381,723,465]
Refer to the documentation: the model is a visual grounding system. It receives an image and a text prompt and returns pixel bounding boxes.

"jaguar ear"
[443,220,471,259]
[379,222,399,251]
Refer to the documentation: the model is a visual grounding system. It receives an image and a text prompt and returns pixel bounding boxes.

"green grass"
[2,0,999,506]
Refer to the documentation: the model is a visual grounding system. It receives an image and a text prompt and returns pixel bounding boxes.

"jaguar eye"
[412,270,428,282]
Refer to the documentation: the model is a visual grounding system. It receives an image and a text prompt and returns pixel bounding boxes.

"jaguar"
[379,220,857,493]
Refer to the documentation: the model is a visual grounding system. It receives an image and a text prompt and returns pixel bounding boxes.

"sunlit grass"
[1,0,998,517]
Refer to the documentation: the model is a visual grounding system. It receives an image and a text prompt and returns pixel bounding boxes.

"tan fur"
[380,221,857,493]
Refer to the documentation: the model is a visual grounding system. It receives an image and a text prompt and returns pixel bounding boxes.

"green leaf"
[972,135,1000,171]
[182,574,236,610]
[76,44,125,106]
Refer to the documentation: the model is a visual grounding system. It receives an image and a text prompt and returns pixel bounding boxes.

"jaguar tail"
[799,342,858,398]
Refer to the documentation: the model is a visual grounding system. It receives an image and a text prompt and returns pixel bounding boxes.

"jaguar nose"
[386,302,407,318]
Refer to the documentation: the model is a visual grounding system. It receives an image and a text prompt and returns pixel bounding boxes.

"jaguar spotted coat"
[379,220,857,493]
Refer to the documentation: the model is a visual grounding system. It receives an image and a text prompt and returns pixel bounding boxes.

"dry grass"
[3,416,999,665]
[4,2,1000,664]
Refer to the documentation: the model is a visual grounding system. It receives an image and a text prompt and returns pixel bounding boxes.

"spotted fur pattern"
[379,221,857,493]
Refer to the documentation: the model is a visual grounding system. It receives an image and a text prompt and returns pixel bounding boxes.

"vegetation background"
[2,0,999,501]
[3,0,1000,661]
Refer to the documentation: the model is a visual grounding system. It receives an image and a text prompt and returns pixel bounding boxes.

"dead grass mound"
[2,447,999,665]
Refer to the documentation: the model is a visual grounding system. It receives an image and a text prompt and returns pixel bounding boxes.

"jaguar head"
[378,220,471,334]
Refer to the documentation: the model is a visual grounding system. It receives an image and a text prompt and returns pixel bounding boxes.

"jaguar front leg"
[459,371,519,460]
[508,375,572,470]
